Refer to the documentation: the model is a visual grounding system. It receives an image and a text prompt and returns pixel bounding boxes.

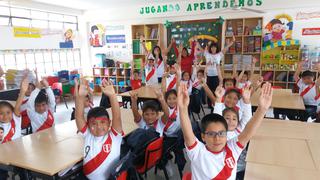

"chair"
[52,82,68,111]
[136,137,168,179]
[21,111,32,135]
[182,172,192,180]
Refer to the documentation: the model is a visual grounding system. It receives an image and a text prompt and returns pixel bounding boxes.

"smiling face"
[223,110,238,131]
[166,93,177,108]
[272,23,283,33]
[210,46,217,54]
[201,122,227,152]
[224,80,235,89]
[25,84,35,97]
[240,74,249,83]
[302,76,314,85]
[0,106,13,123]
[35,102,48,114]
[142,109,159,125]
[182,72,191,81]
[224,92,239,108]
[88,116,110,137]
[182,48,188,57]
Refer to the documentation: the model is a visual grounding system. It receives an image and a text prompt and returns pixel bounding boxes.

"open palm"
[101,79,115,96]
[177,84,189,109]
[258,82,273,110]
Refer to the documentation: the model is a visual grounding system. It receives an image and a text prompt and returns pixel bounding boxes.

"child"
[0,127,3,142]
[177,83,272,179]
[191,65,205,90]
[130,60,142,90]
[27,78,56,132]
[144,54,158,86]
[130,91,165,136]
[181,71,193,95]
[171,37,196,74]
[233,56,257,90]
[294,61,318,121]
[75,79,122,180]
[223,78,237,90]
[162,64,180,92]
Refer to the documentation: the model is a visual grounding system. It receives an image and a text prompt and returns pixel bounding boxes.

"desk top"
[251,89,305,110]
[119,85,160,99]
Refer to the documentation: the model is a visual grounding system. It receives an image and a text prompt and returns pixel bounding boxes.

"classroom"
[0,0,319,180]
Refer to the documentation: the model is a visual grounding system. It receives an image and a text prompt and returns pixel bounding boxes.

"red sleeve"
[189,41,196,58]
[80,125,87,134]
[187,140,198,150]
[236,141,244,149]
[173,43,179,57]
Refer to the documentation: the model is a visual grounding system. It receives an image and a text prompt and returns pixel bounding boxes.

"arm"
[41,79,56,112]
[232,56,239,79]
[140,36,149,55]
[217,64,223,85]
[202,82,216,103]
[239,86,253,129]
[15,78,29,116]
[294,61,303,83]
[238,83,272,146]
[129,91,142,123]
[175,64,181,89]
[250,57,258,78]
[177,84,196,147]
[101,80,122,133]
[176,44,183,66]
[172,40,179,57]
[155,89,169,122]
[221,36,235,54]
[161,73,167,93]
[189,40,196,58]
[75,78,88,131]
[27,88,40,112]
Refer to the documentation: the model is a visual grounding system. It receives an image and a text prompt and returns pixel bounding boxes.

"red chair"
[136,137,168,179]
[52,82,68,111]
[117,171,127,180]
[182,172,192,180]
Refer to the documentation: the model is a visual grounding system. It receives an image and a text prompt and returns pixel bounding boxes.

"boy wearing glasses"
[177,83,272,179]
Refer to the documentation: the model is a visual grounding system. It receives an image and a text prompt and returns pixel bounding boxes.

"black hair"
[0,126,3,131]
[87,106,109,120]
[225,88,241,100]
[222,108,240,123]
[182,47,189,57]
[197,69,204,75]
[181,71,191,80]
[208,42,220,54]
[223,78,236,88]
[91,25,98,33]
[201,113,228,132]
[152,45,163,62]
[142,100,159,113]
[28,83,36,90]
[301,70,314,78]
[35,89,48,105]
[0,101,14,112]
[164,89,177,102]
[133,70,140,74]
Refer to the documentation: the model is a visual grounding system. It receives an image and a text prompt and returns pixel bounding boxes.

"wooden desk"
[307,140,320,171]
[119,86,159,99]
[251,90,305,110]
[245,162,320,180]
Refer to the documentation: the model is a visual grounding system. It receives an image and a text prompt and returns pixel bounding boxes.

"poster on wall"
[89,24,105,47]
[59,29,74,48]
[302,28,320,36]
[106,35,126,43]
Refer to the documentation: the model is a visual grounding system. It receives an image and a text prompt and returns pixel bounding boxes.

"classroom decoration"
[13,27,41,38]
[89,24,105,47]
[5,69,35,88]
[296,11,320,20]
[59,29,74,48]
[164,20,172,28]
[302,28,320,36]
[212,16,225,26]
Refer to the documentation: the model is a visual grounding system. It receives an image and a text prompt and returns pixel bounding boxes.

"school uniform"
[237,80,251,90]
[296,79,317,121]
[144,65,158,86]
[136,117,165,136]
[186,137,244,180]
[213,100,245,121]
[165,74,177,91]
[27,88,56,132]
[181,80,192,95]
[156,57,165,83]
[0,114,21,143]
[79,126,123,180]
[130,78,142,90]
[192,79,203,90]
[163,106,181,137]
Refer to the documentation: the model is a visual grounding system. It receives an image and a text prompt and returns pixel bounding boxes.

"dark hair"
[223,78,236,88]
[197,69,204,76]
[28,83,36,90]
[142,100,159,113]
[201,113,228,132]
[0,101,14,112]
[152,46,163,62]
[91,25,98,33]
[208,42,220,54]
[182,47,189,57]
[87,107,109,120]
[133,70,140,74]
[301,70,314,78]
[35,89,48,105]
[0,126,3,131]
[225,88,241,100]
[222,108,240,123]
[164,89,177,102]
[181,71,191,80]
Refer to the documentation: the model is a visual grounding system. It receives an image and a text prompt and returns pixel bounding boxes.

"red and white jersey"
[237,80,251,90]
[0,114,21,143]
[156,57,165,78]
[214,100,244,120]
[166,74,177,91]
[145,65,158,85]
[20,96,29,112]
[296,79,317,106]
[163,106,181,137]
[27,88,56,132]
[181,80,192,95]
[136,117,165,136]
[186,138,244,180]
[192,79,203,90]
[84,107,92,120]
[79,126,123,180]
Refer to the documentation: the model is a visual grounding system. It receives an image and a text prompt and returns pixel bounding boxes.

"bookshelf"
[132,24,164,66]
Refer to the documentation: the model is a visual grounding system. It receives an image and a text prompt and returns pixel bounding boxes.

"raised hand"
[78,78,89,97]
[298,61,304,69]
[20,78,29,93]
[178,43,183,54]
[101,79,115,97]
[154,88,164,101]
[233,56,238,64]
[174,63,181,76]
[242,86,252,104]
[129,90,138,102]
[214,85,226,101]
[177,84,190,109]
[41,78,49,88]
[258,82,273,111]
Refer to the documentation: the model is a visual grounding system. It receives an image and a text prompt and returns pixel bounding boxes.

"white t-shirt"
[181,80,193,95]
[186,138,244,180]
[237,81,252,90]
[80,126,123,180]
[136,117,165,136]
[145,65,158,86]
[156,57,165,78]
[165,74,177,91]
[214,100,244,120]
[27,88,56,132]
[163,107,181,137]
[20,96,29,112]
[205,51,223,76]
[296,79,317,106]
[0,114,21,143]
[192,79,203,90]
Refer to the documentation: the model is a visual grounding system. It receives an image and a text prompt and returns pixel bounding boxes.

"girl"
[233,56,258,89]
[143,54,158,86]
[161,64,181,93]
[130,60,142,90]
[171,37,196,74]
[181,71,192,95]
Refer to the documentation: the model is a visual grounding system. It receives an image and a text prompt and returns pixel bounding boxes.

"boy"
[144,54,158,86]
[233,56,257,90]
[75,78,122,180]
[130,60,142,90]
[27,78,56,132]
[294,61,318,121]
[130,91,165,136]
[177,83,272,179]
[162,64,181,92]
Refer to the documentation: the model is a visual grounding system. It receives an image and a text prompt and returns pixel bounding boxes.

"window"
[11,8,30,18]
[63,23,77,30]
[4,54,16,69]
[0,6,10,16]
[48,13,63,21]
[49,21,62,30]
[31,20,48,29]
[31,11,48,20]
[63,15,77,23]
[15,53,26,70]
[12,18,30,27]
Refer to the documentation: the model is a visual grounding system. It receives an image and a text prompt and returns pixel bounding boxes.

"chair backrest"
[142,137,164,172]
[116,171,127,180]
[182,172,192,180]
[52,82,62,92]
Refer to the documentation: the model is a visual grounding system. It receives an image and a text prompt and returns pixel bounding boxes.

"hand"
[315,62,320,71]
[214,85,225,101]
[258,82,273,111]
[174,64,181,76]
[298,61,304,69]
[162,72,169,78]
[193,35,198,41]
[171,37,176,44]
[129,91,138,102]
[252,57,258,64]
[316,77,320,86]
[20,78,29,93]
[177,84,190,109]
[178,44,183,54]
[78,78,89,97]
[242,86,252,104]
[199,78,205,84]
[154,88,164,101]
[101,79,115,97]
[233,56,238,64]
[41,78,49,88]
[74,77,79,96]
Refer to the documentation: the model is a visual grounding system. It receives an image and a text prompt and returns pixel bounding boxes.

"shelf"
[243,52,261,54]
[225,35,243,38]
[145,39,159,41]
[243,35,262,37]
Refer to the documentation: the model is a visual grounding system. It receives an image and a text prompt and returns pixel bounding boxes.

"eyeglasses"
[204,131,227,138]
